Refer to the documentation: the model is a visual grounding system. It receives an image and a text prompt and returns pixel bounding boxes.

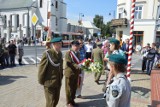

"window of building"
[56,17,58,26]
[23,14,28,26]
[118,8,124,18]
[133,31,144,46]
[10,15,12,27]
[17,15,19,27]
[157,31,160,36]
[47,12,51,19]
[40,0,43,8]
[55,1,58,9]
[135,6,142,19]
[3,15,7,28]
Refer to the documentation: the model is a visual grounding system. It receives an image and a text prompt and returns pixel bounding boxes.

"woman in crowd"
[104,39,125,86]
[85,39,93,59]
[102,40,110,74]
[105,54,131,107]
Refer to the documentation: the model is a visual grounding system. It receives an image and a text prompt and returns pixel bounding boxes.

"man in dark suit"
[121,39,129,61]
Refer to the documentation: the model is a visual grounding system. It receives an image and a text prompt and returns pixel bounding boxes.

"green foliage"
[93,15,116,37]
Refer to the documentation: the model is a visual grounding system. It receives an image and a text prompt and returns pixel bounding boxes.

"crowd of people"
[1,35,159,107]
[0,39,24,69]
[141,43,160,75]
[38,37,133,107]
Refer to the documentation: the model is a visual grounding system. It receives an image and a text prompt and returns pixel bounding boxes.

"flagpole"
[127,0,136,81]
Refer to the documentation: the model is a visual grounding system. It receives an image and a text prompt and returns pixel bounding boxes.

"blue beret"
[110,38,120,45]
[109,54,127,65]
[50,37,62,43]
[71,40,80,46]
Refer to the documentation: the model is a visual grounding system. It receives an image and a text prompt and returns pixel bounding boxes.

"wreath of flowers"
[81,59,103,73]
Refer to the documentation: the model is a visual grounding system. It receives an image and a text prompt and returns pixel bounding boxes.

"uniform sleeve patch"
[112,90,119,97]
[111,85,120,98]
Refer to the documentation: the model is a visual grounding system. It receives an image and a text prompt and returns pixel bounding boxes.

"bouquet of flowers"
[89,61,103,73]
[81,58,93,72]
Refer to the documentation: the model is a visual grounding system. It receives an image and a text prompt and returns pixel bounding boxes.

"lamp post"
[109,10,116,19]
[46,0,51,27]
[108,11,116,38]
[78,13,84,32]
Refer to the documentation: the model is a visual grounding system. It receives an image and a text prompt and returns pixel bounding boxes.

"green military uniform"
[64,49,81,105]
[92,42,104,83]
[38,37,63,107]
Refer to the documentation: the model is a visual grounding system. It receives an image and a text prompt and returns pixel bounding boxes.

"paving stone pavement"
[0,54,151,107]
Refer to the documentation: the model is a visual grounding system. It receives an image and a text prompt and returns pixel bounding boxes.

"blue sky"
[64,0,117,23]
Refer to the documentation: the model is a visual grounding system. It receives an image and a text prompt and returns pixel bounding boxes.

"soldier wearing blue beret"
[105,54,131,107]
[110,38,120,45]
[103,38,126,88]
[38,37,63,107]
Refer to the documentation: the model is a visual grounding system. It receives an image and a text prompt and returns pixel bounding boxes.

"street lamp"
[109,10,116,19]
[46,0,53,27]
[78,13,84,25]
[78,13,84,33]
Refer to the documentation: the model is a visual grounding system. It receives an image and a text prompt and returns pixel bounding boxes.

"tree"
[93,15,103,28]
[93,15,115,38]
[93,15,104,34]
[105,21,116,37]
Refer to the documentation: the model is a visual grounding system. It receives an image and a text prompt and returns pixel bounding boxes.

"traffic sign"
[32,13,39,26]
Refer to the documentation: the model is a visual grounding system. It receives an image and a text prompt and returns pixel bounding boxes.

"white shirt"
[85,44,93,52]
[136,45,142,52]
[106,73,131,107]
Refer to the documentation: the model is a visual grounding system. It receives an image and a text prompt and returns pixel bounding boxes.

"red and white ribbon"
[70,51,80,64]
[127,0,136,81]
[70,51,81,88]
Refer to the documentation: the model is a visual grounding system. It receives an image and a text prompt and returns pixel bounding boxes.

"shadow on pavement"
[132,78,150,82]
[78,94,106,107]
[0,65,23,70]
[131,69,147,75]
[83,93,104,100]
[132,86,150,97]
[0,64,34,70]
[0,75,27,85]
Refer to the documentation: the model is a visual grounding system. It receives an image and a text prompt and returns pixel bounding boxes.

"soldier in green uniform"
[38,37,63,107]
[64,41,80,107]
[92,42,104,84]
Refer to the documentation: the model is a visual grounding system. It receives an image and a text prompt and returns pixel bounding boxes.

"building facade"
[112,0,160,47]
[0,0,67,43]
[67,20,101,40]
